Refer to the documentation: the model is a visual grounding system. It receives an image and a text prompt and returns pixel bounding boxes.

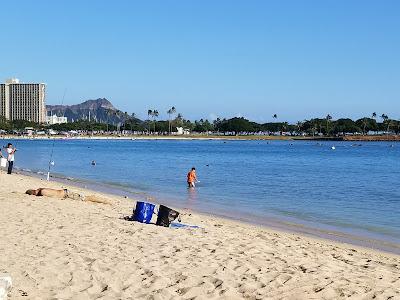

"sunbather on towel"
[26,188,111,204]
[26,188,85,201]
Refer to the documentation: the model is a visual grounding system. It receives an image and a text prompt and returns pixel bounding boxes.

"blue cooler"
[133,201,155,223]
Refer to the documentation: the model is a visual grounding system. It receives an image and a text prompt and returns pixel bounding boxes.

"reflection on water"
[186,187,198,209]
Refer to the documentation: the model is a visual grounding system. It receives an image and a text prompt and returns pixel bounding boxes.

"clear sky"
[1,0,399,122]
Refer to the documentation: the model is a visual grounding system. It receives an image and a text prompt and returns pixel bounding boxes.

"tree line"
[0,112,399,136]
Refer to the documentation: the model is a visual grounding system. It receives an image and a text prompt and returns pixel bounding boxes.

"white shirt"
[7,148,14,162]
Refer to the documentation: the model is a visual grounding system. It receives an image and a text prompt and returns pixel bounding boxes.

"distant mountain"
[46,98,137,124]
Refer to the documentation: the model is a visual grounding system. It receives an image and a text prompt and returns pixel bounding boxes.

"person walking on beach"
[0,148,4,168]
[187,167,198,188]
[4,143,16,174]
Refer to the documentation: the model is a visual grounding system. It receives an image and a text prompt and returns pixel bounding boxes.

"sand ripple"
[0,173,399,299]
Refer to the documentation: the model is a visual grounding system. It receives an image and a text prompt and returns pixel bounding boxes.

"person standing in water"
[187,167,198,188]
[4,143,16,174]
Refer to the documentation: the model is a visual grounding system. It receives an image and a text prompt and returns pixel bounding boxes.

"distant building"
[46,114,67,125]
[0,78,46,123]
[176,127,190,135]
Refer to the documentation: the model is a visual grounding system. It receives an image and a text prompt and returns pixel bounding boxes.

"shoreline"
[1,134,400,142]
[15,168,400,255]
[1,171,399,299]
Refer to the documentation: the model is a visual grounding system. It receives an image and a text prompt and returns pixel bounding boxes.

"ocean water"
[8,138,400,246]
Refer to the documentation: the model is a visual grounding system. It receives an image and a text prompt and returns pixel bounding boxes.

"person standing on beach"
[187,167,198,188]
[4,143,16,174]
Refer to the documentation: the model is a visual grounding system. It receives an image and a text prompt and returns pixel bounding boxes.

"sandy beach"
[0,172,399,299]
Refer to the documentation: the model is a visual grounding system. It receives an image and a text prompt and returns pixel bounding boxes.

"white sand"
[0,172,399,299]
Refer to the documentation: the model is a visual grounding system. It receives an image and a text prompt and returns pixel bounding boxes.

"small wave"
[101,180,134,189]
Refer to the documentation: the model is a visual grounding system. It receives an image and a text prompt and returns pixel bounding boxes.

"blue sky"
[1,0,399,122]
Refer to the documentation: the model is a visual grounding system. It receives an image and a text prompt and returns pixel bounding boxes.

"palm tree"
[147,109,153,133]
[361,118,369,135]
[152,110,159,133]
[167,106,176,135]
[296,121,303,134]
[381,114,390,139]
[326,114,332,136]
[371,112,377,134]
[128,113,136,132]
[272,115,278,134]
[281,122,288,134]
[381,114,389,130]
[312,123,318,138]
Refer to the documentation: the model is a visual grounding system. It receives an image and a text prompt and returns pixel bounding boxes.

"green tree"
[326,114,333,136]
[380,114,391,139]
[296,121,304,133]
[193,119,214,133]
[215,117,256,134]
[281,121,288,134]
[332,119,360,135]
[175,113,184,127]
[355,118,377,135]
[361,118,368,135]
[303,118,325,136]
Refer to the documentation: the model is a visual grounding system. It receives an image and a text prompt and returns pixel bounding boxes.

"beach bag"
[133,201,155,224]
[156,205,180,227]
[0,158,6,168]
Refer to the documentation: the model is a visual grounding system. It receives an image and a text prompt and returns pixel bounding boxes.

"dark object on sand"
[156,205,180,227]
[133,201,155,223]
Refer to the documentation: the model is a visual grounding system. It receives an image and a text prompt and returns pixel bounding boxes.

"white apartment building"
[46,114,67,125]
[0,78,46,123]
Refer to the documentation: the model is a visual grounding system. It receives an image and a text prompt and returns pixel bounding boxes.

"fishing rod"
[47,88,67,181]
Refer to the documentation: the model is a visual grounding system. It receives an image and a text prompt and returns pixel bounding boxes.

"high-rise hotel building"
[0,78,46,123]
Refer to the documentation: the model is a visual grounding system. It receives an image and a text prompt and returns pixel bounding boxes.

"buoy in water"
[331,146,336,150]
[91,160,96,166]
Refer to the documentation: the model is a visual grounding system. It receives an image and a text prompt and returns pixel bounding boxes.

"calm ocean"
[8,139,400,247]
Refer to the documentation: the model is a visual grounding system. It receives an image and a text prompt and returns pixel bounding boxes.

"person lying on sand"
[26,188,85,200]
[25,188,110,204]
